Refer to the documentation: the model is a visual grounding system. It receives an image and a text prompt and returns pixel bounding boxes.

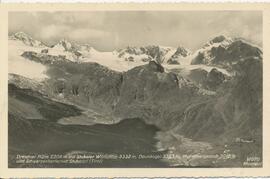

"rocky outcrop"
[167,47,190,64]
[209,35,227,44]
[204,68,226,90]
[117,45,190,65]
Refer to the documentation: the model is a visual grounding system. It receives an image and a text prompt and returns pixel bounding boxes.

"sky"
[9,11,262,52]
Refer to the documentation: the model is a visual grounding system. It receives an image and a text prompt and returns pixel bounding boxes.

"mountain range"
[8,31,263,167]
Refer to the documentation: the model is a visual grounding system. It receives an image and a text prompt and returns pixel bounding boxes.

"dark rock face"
[167,59,180,64]
[41,49,49,54]
[125,56,134,62]
[110,62,199,129]
[205,68,226,90]
[191,52,205,65]
[143,46,164,63]
[147,61,164,73]
[209,35,226,44]
[49,62,123,112]
[187,68,226,91]
[187,68,208,86]
[40,60,196,130]
[118,62,179,105]
[74,51,82,57]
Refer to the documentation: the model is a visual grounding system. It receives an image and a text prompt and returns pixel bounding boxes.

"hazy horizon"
[9,11,262,52]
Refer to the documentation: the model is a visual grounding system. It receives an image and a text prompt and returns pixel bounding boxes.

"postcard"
[0,3,269,178]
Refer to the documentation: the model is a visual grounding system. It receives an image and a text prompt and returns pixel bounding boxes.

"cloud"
[39,24,111,44]
[40,24,69,39]
[68,28,111,40]
[9,11,262,51]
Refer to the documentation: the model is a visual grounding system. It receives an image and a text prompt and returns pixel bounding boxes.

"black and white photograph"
[7,11,263,168]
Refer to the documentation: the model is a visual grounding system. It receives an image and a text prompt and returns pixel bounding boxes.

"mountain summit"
[52,39,73,51]
[9,32,46,47]
[191,35,262,68]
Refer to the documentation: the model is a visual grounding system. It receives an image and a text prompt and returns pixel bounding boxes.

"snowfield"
[8,33,238,79]
[8,40,49,81]
[80,50,148,72]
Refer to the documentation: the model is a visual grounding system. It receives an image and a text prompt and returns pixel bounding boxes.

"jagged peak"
[10,31,34,40]
[10,31,46,47]
[175,46,192,56]
[58,38,71,44]
[56,38,73,46]
[52,38,74,50]
[205,34,233,46]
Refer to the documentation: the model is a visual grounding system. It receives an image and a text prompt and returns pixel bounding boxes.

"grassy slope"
[8,84,166,167]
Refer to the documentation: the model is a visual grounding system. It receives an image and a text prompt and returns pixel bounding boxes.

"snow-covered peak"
[59,39,72,47]
[9,31,46,47]
[52,40,99,55]
[52,39,74,51]
[192,35,234,60]
[191,35,262,67]
[117,46,145,56]
[145,45,176,55]
[116,45,176,64]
